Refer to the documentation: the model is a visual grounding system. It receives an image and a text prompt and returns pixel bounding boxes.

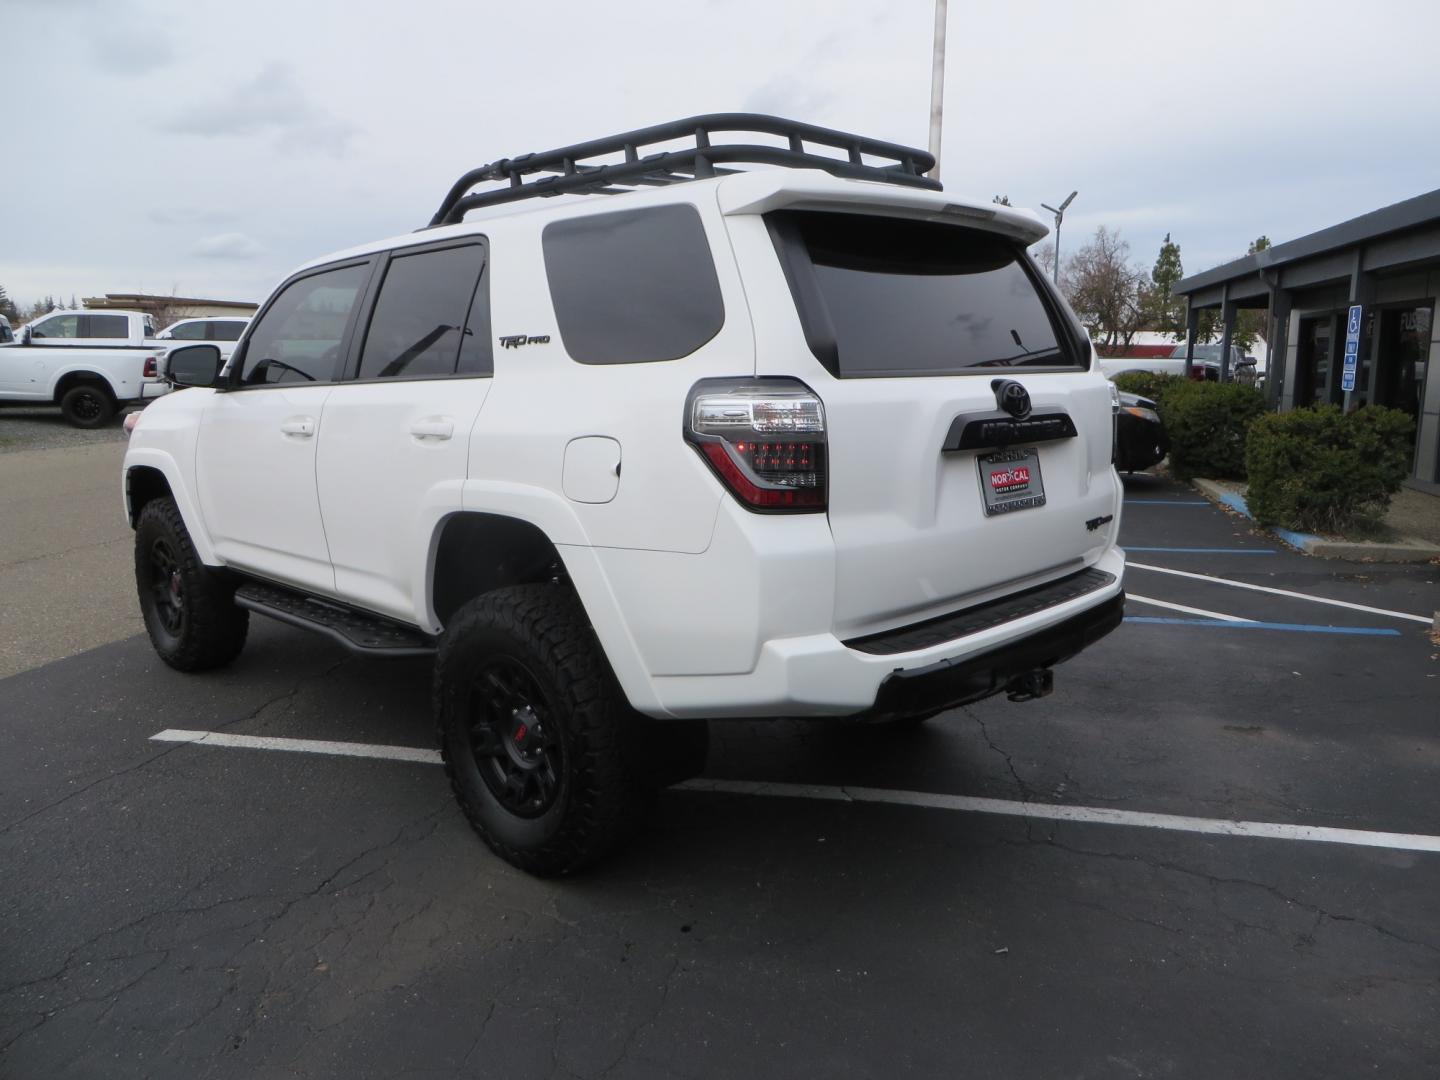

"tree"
[0,284,17,323]
[993,194,1012,206]
[1060,226,1150,353]
[1145,233,1186,340]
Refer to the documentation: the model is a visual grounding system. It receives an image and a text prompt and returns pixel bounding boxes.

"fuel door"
[562,436,622,504]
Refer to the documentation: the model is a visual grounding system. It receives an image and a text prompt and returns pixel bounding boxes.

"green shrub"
[1110,371,1186,406]
[1156,380,1267,480]
[1245,405,1414,533]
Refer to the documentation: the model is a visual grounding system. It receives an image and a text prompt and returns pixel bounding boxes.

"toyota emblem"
[993,380,1032,419]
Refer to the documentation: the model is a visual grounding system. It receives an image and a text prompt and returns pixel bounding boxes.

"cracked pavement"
[2,471,1438,1078]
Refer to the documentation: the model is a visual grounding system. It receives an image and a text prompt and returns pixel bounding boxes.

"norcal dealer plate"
[978,447,1045,515]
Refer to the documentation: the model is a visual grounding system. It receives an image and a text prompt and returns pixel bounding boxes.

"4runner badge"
[499,334,551,349]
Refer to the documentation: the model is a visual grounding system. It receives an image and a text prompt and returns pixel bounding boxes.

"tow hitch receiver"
[1005,668,1054,702]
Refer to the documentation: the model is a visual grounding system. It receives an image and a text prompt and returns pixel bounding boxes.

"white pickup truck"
[2,310,169,426]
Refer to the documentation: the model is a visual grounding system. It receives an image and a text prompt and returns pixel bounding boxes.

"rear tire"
[134,498,249,671]
[59,384,116,428]
[434,584,648,876]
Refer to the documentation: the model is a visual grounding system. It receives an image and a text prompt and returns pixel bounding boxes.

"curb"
[1190,479,1440,563]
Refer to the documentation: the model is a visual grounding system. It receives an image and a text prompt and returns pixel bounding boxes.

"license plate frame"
[978,447,1046,516]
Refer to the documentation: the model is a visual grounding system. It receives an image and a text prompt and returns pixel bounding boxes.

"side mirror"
[166,343,223,388]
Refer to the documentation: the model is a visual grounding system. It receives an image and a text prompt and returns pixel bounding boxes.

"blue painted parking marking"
[1125,547,1275,555]
[1124,500,1210,506]
[1125,616,1401,637]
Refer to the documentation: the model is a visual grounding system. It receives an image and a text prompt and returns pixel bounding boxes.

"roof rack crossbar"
[427,113,939,227]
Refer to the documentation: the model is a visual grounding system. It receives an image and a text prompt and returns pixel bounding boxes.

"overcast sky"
[3,0,1438,309]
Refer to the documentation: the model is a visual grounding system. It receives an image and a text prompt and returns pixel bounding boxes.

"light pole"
[928,0,947,181]
[1040,191,1077,282]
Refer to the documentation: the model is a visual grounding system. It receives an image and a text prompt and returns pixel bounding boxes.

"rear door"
[751,209,1118,638]
[315,238,493,623]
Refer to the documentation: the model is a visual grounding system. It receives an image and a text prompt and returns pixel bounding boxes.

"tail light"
[685,378,827,512]
[143,356,159,378]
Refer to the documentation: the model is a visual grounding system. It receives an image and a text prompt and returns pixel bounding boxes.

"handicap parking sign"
[1341,305,1363,393]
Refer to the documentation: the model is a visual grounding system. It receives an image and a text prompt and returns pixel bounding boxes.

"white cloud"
[192,233,265,260]
[88,20,175,75]
[163,61,356,157]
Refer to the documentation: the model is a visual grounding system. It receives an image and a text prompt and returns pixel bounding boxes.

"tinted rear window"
[357,243,488,380]
[542,204,724,365]
[85,314,129,339]
[769,211,1080,378]
[208,320,246,341]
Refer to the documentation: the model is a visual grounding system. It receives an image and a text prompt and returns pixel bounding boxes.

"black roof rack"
[426,113,940,228]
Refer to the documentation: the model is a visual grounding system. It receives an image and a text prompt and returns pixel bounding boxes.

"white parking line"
[151,728,443,764]
[150,730,1440,855]
[681,780,1440,853]
[1127,593,1254,623]
[1128,561,1433,625]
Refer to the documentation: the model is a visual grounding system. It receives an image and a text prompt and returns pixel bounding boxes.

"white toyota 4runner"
[124,116,1126,874]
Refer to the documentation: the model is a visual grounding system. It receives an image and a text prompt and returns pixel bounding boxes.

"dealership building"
[1174,188,1440,487]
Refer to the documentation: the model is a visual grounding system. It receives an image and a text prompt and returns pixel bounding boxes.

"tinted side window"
[32,315,78,339]
[84,314,129,339]
[457,262,492,376]
[240,263,369,386]
[357,244,487,380]
[208,320,246,341]
[542,204,724,365]
[168,321,206,340]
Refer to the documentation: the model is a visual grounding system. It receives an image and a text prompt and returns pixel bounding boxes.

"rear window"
[542,204,724,365]
[768,211,1083,378]
[85,314,129,339]
[208,320,246,341]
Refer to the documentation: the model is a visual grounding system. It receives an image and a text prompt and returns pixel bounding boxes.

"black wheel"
[134,498,248,671]
[59,384,116,428]
[435,584,648,875]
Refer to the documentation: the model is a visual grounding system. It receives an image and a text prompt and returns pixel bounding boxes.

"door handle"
[409,416,454,441]
[280,416,316,437]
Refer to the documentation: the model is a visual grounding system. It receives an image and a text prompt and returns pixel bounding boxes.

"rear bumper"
[139,381,171,400]
[868,592,1123,721]
[643,545,1125,719]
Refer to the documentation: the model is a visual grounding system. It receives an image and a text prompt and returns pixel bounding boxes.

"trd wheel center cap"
[505,705,542,764]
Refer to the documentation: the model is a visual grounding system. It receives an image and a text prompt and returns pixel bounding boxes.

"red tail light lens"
[143,357,159,377]
[685,378,827,512]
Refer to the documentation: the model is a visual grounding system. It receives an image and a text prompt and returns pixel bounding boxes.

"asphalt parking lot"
[2,435,1438,1079]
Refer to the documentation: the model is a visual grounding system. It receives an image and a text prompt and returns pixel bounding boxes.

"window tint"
[457,265,492,376]
[769,211,1079,377]
[357,244,487,380]
[542,204,724,365]
[207,320,246,341]
[240,263,369,386]
[167,321,206,340]
[84,314,129,339]
[144,317,156,337]
[32,315,78,339]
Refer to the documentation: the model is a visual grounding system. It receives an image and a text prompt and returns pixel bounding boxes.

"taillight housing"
[143,356,159,378]
[685,378,827,512]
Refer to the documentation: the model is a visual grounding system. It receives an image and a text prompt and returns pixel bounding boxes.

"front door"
[316,239,492,623]
[1295,314,1337,406]
[195,260,373,595]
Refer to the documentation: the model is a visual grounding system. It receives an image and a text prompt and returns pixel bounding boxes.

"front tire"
[434,584,645,876]
[59,384,116,428]
[134,498,249,671]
